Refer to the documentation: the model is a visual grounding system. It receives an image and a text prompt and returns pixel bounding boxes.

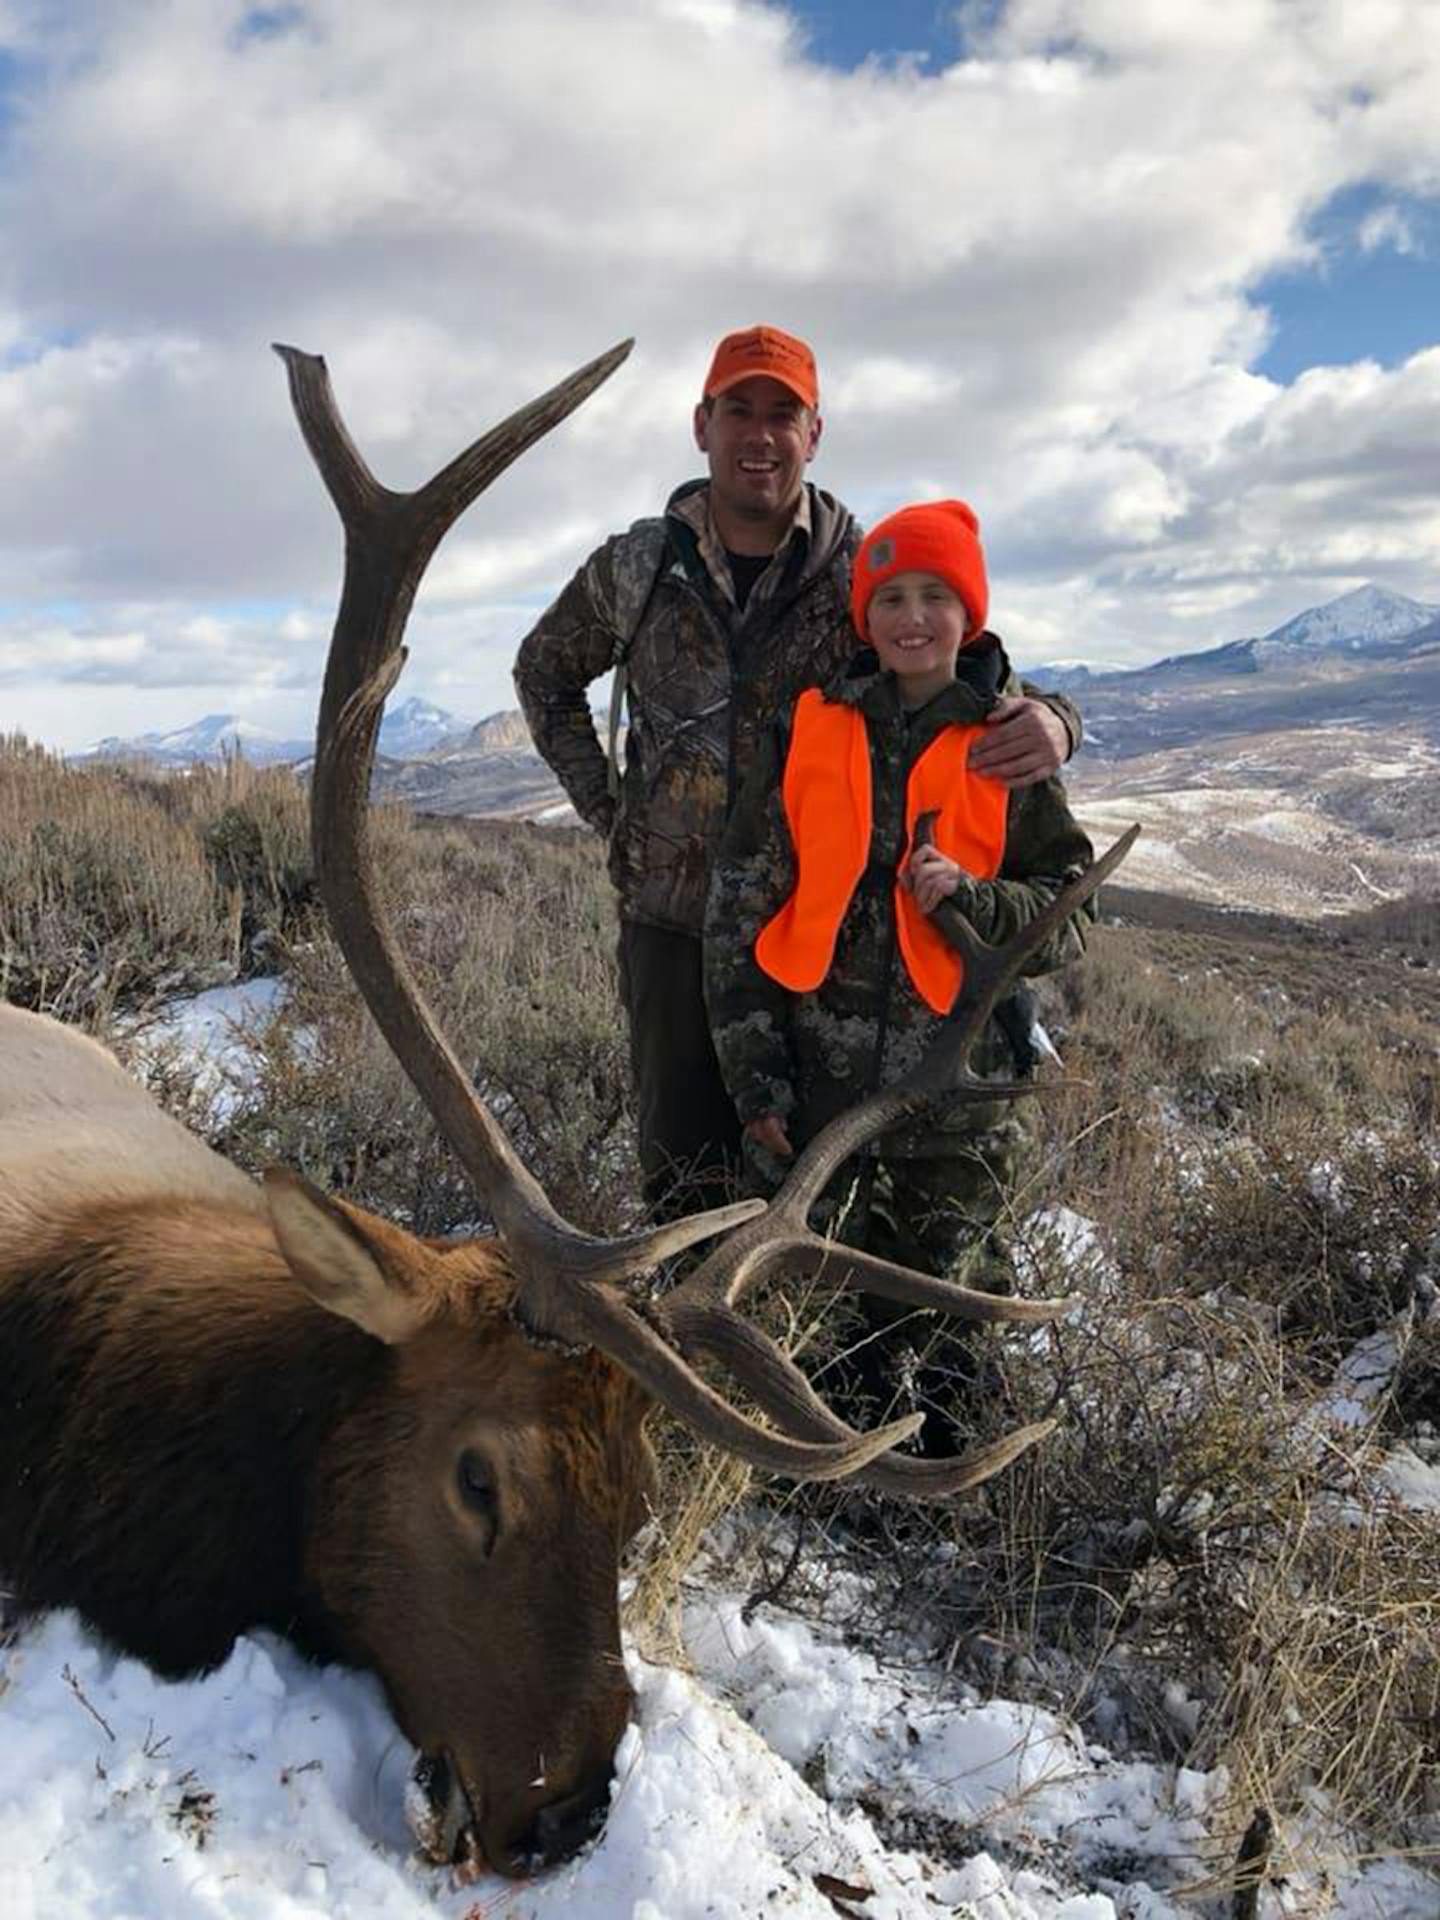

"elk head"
[274,337,1136,1876]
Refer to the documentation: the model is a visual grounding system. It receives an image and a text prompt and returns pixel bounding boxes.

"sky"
[0,0,1438,751]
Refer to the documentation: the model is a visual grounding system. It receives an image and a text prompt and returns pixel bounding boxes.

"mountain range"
[1022,584,1440,693]
[1031,585,1440,767]
[71,582,1440,919]
[81,695,478,768]
[81,583,1440,773]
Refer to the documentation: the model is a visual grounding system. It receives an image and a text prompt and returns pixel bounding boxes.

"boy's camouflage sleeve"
[513,541,623,835]
[931,773,1095,974]
[703,724,801,1124]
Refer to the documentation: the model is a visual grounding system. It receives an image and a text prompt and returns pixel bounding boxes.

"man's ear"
[693,400,712,453]
[805,411,823,461]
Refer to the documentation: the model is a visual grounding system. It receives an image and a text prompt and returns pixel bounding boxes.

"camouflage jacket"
[703,652,1095,1158]
[514,481,1083,936]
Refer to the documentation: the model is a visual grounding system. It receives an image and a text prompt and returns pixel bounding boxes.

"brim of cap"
[705,368,818,406]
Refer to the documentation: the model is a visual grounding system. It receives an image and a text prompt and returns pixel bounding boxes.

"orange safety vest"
[754,688,1008,1013]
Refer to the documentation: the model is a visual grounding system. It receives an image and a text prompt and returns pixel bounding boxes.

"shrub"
[0,736,231,1018]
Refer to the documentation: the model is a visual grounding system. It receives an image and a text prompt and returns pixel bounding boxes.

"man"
[514,325,1080,1217]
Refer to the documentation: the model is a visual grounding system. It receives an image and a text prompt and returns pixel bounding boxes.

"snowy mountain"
[377,696,472,758]
[82,713,311,766]
[79,697,473,768]
[74,582,1437,791]
[1022,582,1440,689]
[1256,583,1440,656]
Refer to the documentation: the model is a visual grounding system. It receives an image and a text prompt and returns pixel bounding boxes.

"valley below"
[1068,718,1440,920]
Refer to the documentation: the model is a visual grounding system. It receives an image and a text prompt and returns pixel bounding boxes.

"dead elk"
[0,340,1136,1880]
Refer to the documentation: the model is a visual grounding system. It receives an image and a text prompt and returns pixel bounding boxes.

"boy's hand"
[744,1114,793,1159]
[908,842,963,914]
[968,695,1068,787]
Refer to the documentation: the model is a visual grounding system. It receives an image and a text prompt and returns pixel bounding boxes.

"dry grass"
[7,750,1437,1890]
[1201,1485,1440,1888]
[0,734,314,1019]
[214,814,636,1233]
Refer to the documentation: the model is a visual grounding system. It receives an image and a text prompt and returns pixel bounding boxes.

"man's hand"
[744,1114,793,1159]
[968,695,1069,788]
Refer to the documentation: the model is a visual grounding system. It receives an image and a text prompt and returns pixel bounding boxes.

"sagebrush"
[5,742,1437,1899]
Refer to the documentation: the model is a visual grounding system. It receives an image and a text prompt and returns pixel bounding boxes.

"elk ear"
[263,1169,429,1344]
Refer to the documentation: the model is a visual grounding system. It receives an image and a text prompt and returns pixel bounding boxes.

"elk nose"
[513,1772,612,1871]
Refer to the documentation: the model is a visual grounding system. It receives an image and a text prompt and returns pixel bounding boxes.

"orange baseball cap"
[702,325,819,409]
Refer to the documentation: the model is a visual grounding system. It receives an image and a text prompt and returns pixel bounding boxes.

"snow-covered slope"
[81,698,471,766]
[83,713,310,766]
[378,697,472,758]
[1256,583,1439,656]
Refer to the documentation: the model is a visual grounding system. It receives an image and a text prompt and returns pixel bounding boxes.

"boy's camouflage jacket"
[703,652,1095,1158]
[514,481,1084,937]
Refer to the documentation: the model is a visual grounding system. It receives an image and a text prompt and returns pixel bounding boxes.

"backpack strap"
[605,518,671,800]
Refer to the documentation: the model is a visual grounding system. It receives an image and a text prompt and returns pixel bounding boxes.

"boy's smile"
[866,570,972,707]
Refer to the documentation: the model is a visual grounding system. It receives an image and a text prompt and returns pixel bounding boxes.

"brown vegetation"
[3,736,1436,1895]
[0,734,314,1021]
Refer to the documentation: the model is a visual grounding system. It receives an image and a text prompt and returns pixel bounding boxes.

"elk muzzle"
[408,1669,634,1879]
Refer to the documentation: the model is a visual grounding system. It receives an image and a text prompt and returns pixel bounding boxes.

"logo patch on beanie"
[867,538,895,571]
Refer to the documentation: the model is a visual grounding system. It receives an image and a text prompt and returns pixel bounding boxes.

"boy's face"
[866,570,971,701]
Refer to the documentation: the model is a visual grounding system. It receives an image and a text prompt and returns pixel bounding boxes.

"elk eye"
[457,1449,498,1522]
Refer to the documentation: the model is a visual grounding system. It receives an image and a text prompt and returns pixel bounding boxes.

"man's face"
[693,376,822,533]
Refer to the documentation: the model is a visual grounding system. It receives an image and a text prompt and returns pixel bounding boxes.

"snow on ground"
[5,990,1434,1918]
[1379,1447,1440,1512]
[4,1577,1436,1919]
[125,979,292,1122]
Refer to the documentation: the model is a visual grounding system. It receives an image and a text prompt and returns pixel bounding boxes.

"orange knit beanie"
[850,499,989,642]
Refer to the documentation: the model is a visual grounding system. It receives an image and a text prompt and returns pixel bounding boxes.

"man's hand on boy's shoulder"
[968,695,1069,788]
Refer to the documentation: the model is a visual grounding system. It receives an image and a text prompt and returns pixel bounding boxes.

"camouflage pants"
[809,1120,1033,1458]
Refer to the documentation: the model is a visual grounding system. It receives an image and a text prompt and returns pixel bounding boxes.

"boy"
[703,499,1094,1453]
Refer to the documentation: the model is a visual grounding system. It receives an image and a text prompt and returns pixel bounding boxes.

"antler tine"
[537,1277,924,1478]
[671,824,1140,1323]
[714,1234,1074,1323]
[610,829,1137,1495]
[282,340,650,1263]
[649,1287,1059,1497]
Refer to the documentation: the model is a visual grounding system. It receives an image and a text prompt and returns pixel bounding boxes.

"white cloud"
[1358,203,1420,255]
[0,0,1437,746]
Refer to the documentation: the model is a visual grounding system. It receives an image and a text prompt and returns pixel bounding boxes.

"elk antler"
[641,826,1139,1497]
[279,338,1136,1495]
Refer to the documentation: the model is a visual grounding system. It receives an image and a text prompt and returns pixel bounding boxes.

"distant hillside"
[1025,582,1439,694]
[81,713,312,767]
[447,710,533,754]
[80,694,473,767]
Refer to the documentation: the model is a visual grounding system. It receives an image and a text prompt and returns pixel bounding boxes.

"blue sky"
[786,0,969,69]
[1254,185,1440,381]
[0,0,1437,748]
